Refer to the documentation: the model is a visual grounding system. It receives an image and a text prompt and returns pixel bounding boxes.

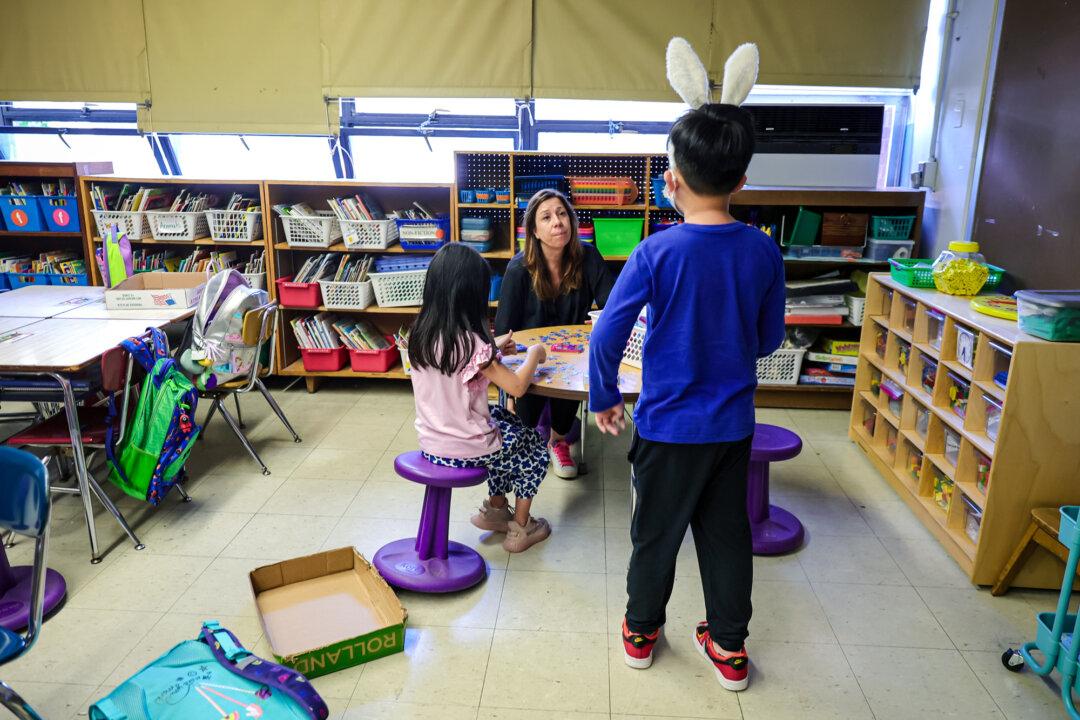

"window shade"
[140,0,328,134]
[532,0,714,101]
[320,0,532,98]
[708,1,931,90]
[0,0,148,103]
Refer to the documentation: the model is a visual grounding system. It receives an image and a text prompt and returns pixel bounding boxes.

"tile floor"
[2,381,1071,719]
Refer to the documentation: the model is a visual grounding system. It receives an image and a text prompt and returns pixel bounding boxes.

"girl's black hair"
[408,243,497,376]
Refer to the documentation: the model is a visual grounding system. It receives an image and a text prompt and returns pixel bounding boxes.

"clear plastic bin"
[885,425,898,459]
[932,468,954,511]
[984,394,1003,441]
[1015,289,1080,342]
[906,445,924,482]
[915,403,931,438]
[975,449,992,495]
[988,340,1012,390]
[896,337,911,374]
[926,310,946,350]
[862,402,878,437]
[901,296,917,333]
[869,367,882,397]
[875,327,887,359]
[880,378,904,417]
[962,495,983,543]
[947,371,970,419]
[944,427,961,466]
[956,326,978,370]
[920,354,938,395]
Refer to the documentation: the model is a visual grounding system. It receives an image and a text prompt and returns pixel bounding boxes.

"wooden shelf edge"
[279,359,409,380]
[900,427,927,453]
[973,379,1006,403]
[941,359,974,382]
[94,235,265,247]
[0,230,83,238]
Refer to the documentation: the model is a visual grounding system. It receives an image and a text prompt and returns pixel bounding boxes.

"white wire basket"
[281,212,343,248]
[845,293,867,326]
[92,210,149,240]
[206,210,263,243]
[756,348,806,386]
[621,324,646,368]
[341,219,399,250]
[242,272,266,290]
[146,211,210,242]
[371,269,426,307]
[319,279,375,310]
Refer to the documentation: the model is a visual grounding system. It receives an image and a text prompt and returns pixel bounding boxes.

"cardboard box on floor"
[249,547,408,679]
[104,272,206,309]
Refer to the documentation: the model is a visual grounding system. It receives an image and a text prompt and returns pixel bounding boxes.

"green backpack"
[107,328,202,505]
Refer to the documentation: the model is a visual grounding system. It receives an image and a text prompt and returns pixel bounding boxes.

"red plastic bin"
[349,336,400,372]
[300,347,347,372]
[276,275,322,308]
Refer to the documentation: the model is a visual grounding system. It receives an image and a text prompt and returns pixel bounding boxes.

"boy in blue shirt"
[589,103,784,691]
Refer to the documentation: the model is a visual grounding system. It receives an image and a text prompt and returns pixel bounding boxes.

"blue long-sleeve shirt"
[588,222,785,444]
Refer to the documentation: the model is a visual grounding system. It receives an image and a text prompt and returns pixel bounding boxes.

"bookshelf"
[0,161,112,290]
[454,151,926,409]
[849,273,1080,589]
[77,176,270,289]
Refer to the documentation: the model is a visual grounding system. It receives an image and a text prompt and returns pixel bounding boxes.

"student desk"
[0,290,196,563]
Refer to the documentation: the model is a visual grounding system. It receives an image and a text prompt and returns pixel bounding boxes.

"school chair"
[4,332,190,563]
[993,507,1074,595]
[0,447,56,720]
[199,302,300,476]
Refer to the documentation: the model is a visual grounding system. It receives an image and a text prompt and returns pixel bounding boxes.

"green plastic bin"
[785,207,821,246]
[870,215,916,240]
[594,217,643,257]
[889,258,1005,290]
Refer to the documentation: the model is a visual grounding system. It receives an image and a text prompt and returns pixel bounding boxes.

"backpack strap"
[199,621,330,720]
[103,392,130,490]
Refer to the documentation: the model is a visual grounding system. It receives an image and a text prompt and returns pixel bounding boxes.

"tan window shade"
[320,0,532,98]
[708,1,931,90]
[532,0,714,101]
[141,0,328,135]
[0,0,148,103]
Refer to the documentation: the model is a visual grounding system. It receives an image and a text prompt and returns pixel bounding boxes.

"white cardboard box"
[104,272,206,310]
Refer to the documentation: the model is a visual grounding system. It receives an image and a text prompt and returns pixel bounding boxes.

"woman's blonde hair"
[521,189,583,302]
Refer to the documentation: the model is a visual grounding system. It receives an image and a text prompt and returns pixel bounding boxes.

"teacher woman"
[495,189,615,479]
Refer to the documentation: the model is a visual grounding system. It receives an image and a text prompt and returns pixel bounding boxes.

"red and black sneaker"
[693,622,749,691]
[622,618,660,669]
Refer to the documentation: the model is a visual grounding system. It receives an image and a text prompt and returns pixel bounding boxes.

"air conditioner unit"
[744,105,885,188]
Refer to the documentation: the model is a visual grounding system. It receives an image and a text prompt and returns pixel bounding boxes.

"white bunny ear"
[719,43,759,106]
[666,37,711,109]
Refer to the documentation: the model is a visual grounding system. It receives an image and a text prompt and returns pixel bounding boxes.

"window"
[355,97,517,116]
[0,132,161,176]
[168,135,336,180]
[537,132,668,153]
[348,135,514,183]
[534,99,684,123]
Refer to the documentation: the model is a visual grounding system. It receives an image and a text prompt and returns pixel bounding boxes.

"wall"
[914,0,1003,257]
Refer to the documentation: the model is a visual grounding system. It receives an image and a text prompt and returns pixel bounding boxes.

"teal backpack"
[90,621,329,720]
[106,327,201,505]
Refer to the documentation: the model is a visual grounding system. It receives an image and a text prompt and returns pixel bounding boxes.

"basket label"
[157,216,185,233]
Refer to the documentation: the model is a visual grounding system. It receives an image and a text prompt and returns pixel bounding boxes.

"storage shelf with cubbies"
[454,152,925,409]
[77,176,268,288]
[0,160,113,291]
[848,272,1080,589]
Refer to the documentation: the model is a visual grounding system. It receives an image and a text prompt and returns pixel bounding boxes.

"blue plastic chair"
[0,447,52,720]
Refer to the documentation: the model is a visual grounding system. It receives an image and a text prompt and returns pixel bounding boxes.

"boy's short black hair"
[668,103,755,196]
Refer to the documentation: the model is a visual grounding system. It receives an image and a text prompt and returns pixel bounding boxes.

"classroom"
[0,1,1077,718]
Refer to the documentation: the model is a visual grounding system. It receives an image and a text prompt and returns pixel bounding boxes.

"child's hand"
[527,343,547,364]
[495,331,517,355]
[595,402,626,435]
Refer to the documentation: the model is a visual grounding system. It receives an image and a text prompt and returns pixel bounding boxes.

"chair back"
[234,302,278,392]
[0,447,51,653]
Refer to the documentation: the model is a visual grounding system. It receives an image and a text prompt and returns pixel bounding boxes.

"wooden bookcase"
[455,150,926,409]
[77,175,270,289]
[0,160,112,288]
[849,273,1080,589]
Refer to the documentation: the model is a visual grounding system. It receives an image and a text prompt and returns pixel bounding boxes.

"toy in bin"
[906,447,924,482]
[932,241,990,296]
[915,404,931,438]
[932,468,953,511]
[947,371,970,418]
[896,337,911,373]
[874,327,887,358]
[869,367,882,396]
[885,425,898,458]
[921,354,938,395]
[975,450,992,494]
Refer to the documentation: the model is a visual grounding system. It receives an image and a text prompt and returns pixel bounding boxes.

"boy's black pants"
[514,394,580,437]
[625,431,754,652]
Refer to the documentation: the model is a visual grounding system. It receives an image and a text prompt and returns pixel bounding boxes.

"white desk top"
[54,298,195,321]
[0,317,42,334]
[0,317,174,372]
[0,286,104,318]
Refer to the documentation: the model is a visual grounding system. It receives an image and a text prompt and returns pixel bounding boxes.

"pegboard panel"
[455,152,511,189]
[646,154,669,207]
[513,153,650,194]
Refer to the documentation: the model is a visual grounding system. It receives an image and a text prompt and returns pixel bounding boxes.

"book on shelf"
[785,315,846,326]
[803,361,857,375]
[799,373,856,386]
[805,351,859,366]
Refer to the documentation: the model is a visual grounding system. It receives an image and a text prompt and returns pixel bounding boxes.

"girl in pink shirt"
[409,244,551,552]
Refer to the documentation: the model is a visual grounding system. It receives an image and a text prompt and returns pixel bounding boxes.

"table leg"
[51,373,100,564]
[578,404,589,475]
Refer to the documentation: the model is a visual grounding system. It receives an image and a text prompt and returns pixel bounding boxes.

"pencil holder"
[459,189,476,203]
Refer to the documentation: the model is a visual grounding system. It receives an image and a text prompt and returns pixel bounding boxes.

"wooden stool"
[993,508,1072,595]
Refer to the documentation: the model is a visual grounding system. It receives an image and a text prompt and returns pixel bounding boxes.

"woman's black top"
[495,242,615,335]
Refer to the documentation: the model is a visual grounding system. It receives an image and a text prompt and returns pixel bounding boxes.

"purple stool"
[747,424,805,555]
[0,539,66,631]
[372,452,488,593]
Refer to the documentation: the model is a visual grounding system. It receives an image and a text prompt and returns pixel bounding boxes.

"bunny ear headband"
[666,37,758,108]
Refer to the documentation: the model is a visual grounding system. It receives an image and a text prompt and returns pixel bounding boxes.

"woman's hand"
[495,331,517,355]
[527,343,547,364]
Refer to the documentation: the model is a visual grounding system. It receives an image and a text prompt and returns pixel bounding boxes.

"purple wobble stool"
[747,424,805,555]
[373,452,488,593]
[0,542,66,631]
